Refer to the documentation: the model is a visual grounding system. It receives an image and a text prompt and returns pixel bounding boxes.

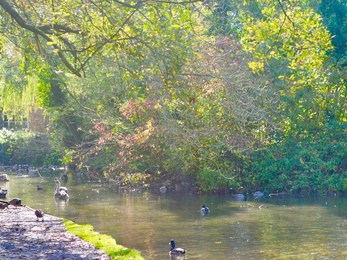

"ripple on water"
[5,175,347,259]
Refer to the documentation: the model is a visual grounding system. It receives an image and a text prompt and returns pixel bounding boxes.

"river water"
[2,174,347,259]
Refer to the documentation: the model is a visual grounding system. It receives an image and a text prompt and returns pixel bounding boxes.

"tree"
[240,0,347,193]
[0,0,203,117]
[0,1,206,178]
[318,0,347,62]
[0,0,202,76]
[241,0,334,137]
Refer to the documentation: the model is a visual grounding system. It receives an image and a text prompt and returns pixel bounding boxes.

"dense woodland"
[1,0,347,195]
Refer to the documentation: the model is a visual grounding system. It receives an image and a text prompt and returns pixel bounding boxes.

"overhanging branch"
[0,0,82,77]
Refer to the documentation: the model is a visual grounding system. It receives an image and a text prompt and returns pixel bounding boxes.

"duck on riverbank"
[9,198,22,208]
[0,188,7,198]
[0,174,9,182]
[35,209,44,222]
[0,205,116,260]
[0,198,22,209]
[0,202,8,210]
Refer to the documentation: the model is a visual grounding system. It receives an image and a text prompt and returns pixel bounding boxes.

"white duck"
[54,177,69,200]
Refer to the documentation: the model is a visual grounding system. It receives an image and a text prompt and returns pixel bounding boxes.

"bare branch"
[113,0,145,8]
[154,0,203,3]
[277,0,295,28]
[113,0,203,8]
[37,24,81,35]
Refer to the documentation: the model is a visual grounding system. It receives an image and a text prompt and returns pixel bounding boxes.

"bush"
[0,129,62,166]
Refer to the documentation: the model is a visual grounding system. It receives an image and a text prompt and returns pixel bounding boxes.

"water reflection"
[3,174,347,259]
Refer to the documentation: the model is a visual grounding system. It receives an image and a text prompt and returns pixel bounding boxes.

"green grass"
[63,219,145,260]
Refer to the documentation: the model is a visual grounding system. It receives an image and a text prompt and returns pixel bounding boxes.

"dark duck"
[0,198,22,208]
[169,239,186,256]
[0,201,8,210]
[35,209,44,222]
[200,205,210,216]
[9,198,22,208]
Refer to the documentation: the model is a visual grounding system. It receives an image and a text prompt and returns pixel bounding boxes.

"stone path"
[0,205,111,260]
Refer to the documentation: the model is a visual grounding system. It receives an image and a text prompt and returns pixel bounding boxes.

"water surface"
[2,174,347,259]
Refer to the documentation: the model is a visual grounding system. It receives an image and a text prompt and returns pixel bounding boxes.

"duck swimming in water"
[54,178,69,200]
[169,239,186,256]
[200,205,210,216]
[252,191,264,198]
[233,193,246,201]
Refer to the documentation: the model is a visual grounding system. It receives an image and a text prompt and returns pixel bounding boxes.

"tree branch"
[113,0,144,8]
[38,24,81,35]
[276,0,295,28]
[0,0,82,77]
[113,0,203,8]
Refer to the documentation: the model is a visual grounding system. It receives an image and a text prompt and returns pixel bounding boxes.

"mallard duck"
[0,188,7,198]
[233,193,245,201]
[159,186,167,193]
[200,205,210,215]
[0,202,8,210]
[0,198,22,208]
[54,178,69,200]
[9,198,22,208]
[169,239,186,256]
[252,191,264,198]
[35,209,44,222]
[0,174,9,181]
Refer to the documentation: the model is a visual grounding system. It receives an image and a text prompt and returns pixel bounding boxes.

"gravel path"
[0,205,111,260]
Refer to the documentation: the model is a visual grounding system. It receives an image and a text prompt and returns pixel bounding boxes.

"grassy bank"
[63,219,144,260]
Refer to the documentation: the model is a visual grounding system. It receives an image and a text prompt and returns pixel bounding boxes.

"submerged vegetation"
[1,0,347,195]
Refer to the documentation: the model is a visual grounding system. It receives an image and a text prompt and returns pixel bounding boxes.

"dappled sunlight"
[4,175,347,259]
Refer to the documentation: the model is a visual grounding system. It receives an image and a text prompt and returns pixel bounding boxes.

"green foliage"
[2,0,347,195]
[63,219,144,260]
[234,0,347,194]
[0,129,62,166]
[318,0,347,60]
[248,121,347,193]
[204,0,241,36]
[0,129,15,163]
[197,168,234,192]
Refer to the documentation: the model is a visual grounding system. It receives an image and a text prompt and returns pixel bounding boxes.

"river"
[1,173,347,259]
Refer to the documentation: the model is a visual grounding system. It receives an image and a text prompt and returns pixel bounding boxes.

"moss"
[63,219,145,260]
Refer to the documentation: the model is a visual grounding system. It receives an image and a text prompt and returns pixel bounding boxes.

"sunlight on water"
[3,174,347,259]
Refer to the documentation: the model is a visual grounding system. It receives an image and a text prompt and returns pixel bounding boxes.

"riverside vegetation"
[1,1,347,195]
[0,204,143,260]
[63,220,143,260]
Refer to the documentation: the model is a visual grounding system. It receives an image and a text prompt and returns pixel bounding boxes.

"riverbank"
[0,204,143,259]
